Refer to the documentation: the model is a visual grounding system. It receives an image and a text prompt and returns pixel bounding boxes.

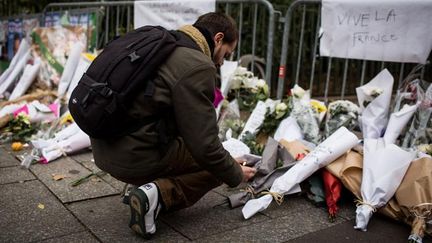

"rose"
[275,102,288,119]
[291,84,306,99]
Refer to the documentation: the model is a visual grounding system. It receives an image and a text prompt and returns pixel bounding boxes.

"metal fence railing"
[276,0,431,102]
[42,0,276,85]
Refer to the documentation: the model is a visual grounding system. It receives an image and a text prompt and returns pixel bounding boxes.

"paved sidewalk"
[1,144,430,242]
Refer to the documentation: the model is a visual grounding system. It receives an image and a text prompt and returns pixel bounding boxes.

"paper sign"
[134,0,215,30]
[320,0,432,64]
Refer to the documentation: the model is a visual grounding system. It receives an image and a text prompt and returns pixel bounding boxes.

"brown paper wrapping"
[395,158,432,238]
[279,139,311,159]
[326,153,432,238]
[326,150,363,199]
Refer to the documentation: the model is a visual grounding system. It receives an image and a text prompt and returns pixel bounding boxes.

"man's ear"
[214,32,224,44]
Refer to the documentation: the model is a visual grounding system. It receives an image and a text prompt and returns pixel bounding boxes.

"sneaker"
[129,183,162,238]
[121,184,137,205]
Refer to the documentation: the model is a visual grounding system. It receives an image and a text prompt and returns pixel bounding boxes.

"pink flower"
[213,88,224,107]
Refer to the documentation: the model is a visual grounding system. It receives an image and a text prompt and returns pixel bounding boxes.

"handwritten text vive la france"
[337,9,398,47]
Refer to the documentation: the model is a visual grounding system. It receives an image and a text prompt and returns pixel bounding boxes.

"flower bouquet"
[326,149,432,242]
[238,99,276,141]
[354,69,418,231]
[0,40,31,89]
[402,83,432,148]
[8,57,41,101]
[356,69,394,138]
[228,137,297,208]
[259,98,293,137]
[228,67,269,112]
[322,168,343,222]
[26,122,90,165]
[325,100,360,138]
[0,113,36,143]
[242,126,358,219]
[218,100,243,141]
[290,85,321,144]
[394,157,432,243]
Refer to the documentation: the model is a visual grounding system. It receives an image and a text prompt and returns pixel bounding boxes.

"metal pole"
[294,5,306,85]
[277,0,319,99]
[309,8,320,97]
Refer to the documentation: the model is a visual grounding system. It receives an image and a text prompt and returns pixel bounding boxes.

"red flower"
[322,169,342,222]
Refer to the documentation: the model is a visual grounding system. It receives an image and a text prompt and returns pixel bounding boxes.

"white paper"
[354,138,415,231]
[9,58,41,100]
[222,138,250,158]
[41,129,90,162]
[0,103,24,117]
[58,42,84,97]
[32,123,81,149]
[0,39,30,87]
[383,103,419,145]
[216,60,239,118]
[273,116,303,142]
[320,0,432,64]
[0,50,31,96]
[66,54,92,99]
[134,0,215,30]
[239,99,276,140]
[242,126,359,219]
[356,69,394,139]
[27,100,59,123]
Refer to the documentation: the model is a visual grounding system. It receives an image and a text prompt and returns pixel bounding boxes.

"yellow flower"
[82,53,96,62]
[310,100,327,113]
[11,142,23,151]
[60,113,74,125]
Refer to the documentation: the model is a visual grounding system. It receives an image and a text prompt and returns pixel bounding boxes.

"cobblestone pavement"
[1,144,430,242]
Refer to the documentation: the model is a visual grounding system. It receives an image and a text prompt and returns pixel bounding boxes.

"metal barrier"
[42,0,276,85]
[276,0,431,101]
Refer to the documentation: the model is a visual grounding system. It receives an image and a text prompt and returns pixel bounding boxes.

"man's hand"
[241,165,256,182]
[235,157,247,166]
[234,157,256,182]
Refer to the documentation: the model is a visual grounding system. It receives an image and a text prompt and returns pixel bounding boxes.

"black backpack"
[69,26,198,139]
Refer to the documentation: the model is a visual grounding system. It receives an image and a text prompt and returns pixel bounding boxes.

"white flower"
[243,77,259,89]
[233,67,254,79]
[417,144,432,153]
[291,84,306,99]
[362,86,383,98]
[230,76,243,90]
[276,102,288,113]
[256,79,266,88]
[233,66,248,75]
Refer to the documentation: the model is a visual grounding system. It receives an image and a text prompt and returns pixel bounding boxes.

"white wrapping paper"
[383,103,419,145]
[41,130,90,162]
[66,54,92,99]
[32,122,81,149]
[216,60,238,119]
[356,69,394,139]
[0,103,24,117]
[9,57,41,100]
[354,138,415,231]
[32,123,91,163]
[58,42,84,97]
[12,100,59,123]
[0,50,31,96]
[239,99,276,140]
[0,39,30,87]
[222,137,250,158]
[273,116,303,142]
[242,126,359,219]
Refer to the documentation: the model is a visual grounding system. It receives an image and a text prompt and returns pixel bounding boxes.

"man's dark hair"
[193,12,238,44]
